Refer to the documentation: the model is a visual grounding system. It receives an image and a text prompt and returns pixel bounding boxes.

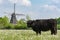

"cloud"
[0,0,3,4]
[52,0,60,3]
[40,4,60,12]
[24,4,60,19]
[9,0,18,3]
[22,0,31,6]
[38,4,60,19]
[8,0,31,6]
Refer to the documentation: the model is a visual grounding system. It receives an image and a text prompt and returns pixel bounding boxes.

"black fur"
[27,19,57,35]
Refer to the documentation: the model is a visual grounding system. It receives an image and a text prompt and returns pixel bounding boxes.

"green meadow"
[0,30,60,40]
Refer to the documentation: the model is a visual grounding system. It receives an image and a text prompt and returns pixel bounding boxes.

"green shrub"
[5,23,14,29]
[14,24,27,29]
[57,24,60,30]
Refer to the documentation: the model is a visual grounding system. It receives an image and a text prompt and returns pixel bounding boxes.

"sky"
[0,0,60,20]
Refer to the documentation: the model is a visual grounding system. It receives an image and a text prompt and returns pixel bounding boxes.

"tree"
[56,17,60,30]
[15,19,27,29]
[0,17,3,28]
[57,17,60,24]
[26,14,31,21]
[3,16,9,26]
[0,16,9,29]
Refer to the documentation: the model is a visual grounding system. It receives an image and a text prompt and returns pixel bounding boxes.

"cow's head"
[27,20,34,28]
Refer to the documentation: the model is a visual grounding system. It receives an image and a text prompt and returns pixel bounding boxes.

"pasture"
[0,30,60,40]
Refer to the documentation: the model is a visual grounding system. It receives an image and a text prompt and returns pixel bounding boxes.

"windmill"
[5,3,25,25]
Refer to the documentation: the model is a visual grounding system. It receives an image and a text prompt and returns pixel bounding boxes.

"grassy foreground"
[0,30,60,40]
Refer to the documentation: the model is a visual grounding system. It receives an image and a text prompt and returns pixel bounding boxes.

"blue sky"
[0,0,60,20]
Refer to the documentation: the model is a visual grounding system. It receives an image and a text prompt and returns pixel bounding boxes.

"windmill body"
[10,3,17,24]
[10,13,17,24]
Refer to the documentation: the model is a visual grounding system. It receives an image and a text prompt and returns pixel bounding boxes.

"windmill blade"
[16,14,25,16]
[3,12,11,16]
[4,12,12,15]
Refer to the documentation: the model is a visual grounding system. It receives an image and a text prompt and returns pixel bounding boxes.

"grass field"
[0,30,60,40]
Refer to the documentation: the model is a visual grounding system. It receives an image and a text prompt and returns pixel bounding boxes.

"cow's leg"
[51,29,54,35]
[36,31,39,35]
[53,30,56,35]
[51,24,57,35]
[53,27,57,35]
[39,31,41,35]
[51,32,53,35]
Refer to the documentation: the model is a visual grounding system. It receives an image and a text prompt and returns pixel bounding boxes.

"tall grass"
[0,30,60,40]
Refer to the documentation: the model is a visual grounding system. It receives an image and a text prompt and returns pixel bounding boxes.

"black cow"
[27,19,57,35]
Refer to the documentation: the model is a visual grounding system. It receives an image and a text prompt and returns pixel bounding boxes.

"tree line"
[0,15,30,29]
[0,16,60,29]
